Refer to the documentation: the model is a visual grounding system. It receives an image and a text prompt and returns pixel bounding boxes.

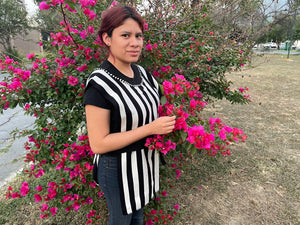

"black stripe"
[117,156,127,215]
[145,149,153,199]
[126,152,136,212]
[136,150,145,207]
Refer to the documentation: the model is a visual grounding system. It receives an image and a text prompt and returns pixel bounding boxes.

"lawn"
[173,54,300,225]
[0,54,299,225]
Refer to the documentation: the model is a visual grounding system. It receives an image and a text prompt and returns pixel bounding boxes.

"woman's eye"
[122,34,129,38]
[136,34,143,39]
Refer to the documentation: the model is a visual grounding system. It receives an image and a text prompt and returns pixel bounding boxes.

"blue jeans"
[97,154,144,225]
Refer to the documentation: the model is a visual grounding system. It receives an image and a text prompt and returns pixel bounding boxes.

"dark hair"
[98,5,144,47]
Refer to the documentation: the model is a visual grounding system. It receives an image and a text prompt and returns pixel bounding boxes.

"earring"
[107,43,110,46]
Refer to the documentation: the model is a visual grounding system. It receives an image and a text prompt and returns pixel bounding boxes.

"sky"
[24,0,38,16]
[23,0,290,17]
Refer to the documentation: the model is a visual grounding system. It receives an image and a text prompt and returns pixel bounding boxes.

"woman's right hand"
[149,116,176,135]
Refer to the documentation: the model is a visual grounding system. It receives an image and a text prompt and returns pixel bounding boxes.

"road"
[0,72,35,188]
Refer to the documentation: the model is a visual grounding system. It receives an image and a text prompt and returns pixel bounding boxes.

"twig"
[60,4,79,49]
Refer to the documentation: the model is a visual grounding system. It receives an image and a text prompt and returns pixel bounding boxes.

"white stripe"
[147,150,154,198]
[154,151,160,191]
[138,65,159,90]
[121,153,132,214]
[93,154,100,166]
[134,86,155,123]
[141,149,149,204]
[131,151,141,209]
[138,75,159,120]
[123,86,147,127]
[88,76,127,132]
[138,66,160,108]
[135,70,159,122]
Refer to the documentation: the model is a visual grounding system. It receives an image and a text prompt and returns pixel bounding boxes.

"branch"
[60,4,79,49]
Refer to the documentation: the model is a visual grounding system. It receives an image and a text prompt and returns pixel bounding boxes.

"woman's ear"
[102,33,111,47]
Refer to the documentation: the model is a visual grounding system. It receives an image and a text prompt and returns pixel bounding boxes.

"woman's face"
[104,18,143,66]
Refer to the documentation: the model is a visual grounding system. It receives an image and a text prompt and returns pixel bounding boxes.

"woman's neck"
[107,57,134,78]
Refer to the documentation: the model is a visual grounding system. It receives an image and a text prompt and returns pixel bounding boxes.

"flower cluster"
[145,75,247,186]
[6,135,103,222]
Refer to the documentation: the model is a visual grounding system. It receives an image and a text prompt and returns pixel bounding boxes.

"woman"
[84,4,176,225]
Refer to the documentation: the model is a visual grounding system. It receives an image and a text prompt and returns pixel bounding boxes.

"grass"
[0,54,299,225]
[0,139,14,155]
[171,54,300,225]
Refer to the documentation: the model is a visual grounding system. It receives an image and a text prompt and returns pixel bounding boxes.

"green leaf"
[160,96,167,105]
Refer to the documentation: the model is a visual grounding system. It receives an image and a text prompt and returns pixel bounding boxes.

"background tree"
[0,0,31,58]
[201,0,300,46]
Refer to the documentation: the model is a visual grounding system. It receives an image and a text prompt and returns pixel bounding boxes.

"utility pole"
[287,0,299,59]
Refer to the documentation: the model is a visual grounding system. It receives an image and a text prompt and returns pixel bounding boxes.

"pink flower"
[144,22,149,31]
[35,169,45,178]
[83,8,98,20]
[41,58,47,64]
[39,1,50,10]
[162,190,167,197]
[20,182,29,196]
[40,214,48,219]
[87,26,94,34]
[176,169,181,179]
[151,209,157,215]
[145,44,153,51]
[35,185,43,192]
[87,210,96,219]
[68,76,79,86]
[77,64,88,72]
[72,201,81,211]
[110,0,118,8]
[64,3,77,13]
[26,53,35,59]
[41,203,48,212]
[34,194,42,202]
[79,30,88,39]
[50,207,58,215]
[163,80,175,95]
[219,128,227,140]
[145,219,154,225]
[24,104,30,111]
[174,204,179,210]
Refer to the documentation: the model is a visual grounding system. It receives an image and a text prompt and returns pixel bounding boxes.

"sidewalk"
[0,73,35,188]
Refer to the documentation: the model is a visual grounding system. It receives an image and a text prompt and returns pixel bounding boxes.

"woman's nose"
[129,37,140,46]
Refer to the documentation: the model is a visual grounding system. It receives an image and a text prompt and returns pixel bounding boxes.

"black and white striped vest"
[86,62,161,215]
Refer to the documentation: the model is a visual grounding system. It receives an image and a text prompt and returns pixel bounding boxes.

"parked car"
[279,43,285,50]
[280,42,297,50]
[263,42,277,49]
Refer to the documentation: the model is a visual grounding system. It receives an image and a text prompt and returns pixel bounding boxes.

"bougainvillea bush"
[0,0,250,224]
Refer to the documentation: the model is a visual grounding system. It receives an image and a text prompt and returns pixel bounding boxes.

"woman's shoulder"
[133,64,159,89]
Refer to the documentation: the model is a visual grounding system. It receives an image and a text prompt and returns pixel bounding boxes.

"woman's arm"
[85,104,176,154]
